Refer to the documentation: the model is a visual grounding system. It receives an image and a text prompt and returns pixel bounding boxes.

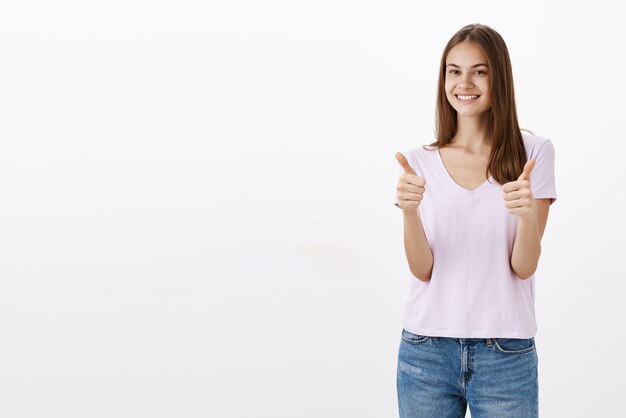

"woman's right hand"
[395,152,426,211]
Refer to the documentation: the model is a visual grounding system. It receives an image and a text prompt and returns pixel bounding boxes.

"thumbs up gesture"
[395,152,426,211]
[502,159,537,220]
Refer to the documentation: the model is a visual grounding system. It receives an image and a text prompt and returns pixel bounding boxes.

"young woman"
[393,24,556,417]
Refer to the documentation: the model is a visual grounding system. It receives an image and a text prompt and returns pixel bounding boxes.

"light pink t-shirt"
[396,133,557,338]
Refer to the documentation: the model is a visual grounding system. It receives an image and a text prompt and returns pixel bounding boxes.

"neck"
[452,113,491,153]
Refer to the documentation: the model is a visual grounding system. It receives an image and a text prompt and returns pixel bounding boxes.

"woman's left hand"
[502,159,537,220]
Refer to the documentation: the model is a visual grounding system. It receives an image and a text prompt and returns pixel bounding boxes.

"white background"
[0,0,623,417]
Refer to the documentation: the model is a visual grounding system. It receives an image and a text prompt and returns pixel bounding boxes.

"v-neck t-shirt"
[395,133,557,338]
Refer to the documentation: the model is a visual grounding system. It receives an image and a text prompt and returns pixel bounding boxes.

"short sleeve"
[530,139,557,205]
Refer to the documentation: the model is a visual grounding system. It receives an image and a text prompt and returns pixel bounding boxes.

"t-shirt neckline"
[435,147,494,196]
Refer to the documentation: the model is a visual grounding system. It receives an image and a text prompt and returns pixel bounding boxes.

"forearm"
[402,210,434,281]
[510,216,542,280]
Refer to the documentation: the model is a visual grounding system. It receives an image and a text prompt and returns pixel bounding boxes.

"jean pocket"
[493,337,536,355]
[401,329,431,345]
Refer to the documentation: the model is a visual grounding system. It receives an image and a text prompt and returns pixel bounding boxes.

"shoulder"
[521,131,557,203]
[399,142,439,177]
[403,142,438,161]
[521,132,555,159]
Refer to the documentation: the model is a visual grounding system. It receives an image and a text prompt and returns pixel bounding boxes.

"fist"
[395,152,426,211]
[502,159,537,220]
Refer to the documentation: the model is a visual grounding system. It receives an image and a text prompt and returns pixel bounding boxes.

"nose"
[460,80,474,90]
[460,73,474,89]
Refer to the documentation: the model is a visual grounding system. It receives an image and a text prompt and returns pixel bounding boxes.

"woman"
[393,23,556,417]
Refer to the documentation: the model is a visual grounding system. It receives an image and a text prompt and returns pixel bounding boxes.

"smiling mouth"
[455,94,481,103]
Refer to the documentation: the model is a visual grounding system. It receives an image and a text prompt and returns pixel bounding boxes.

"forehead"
[446,41,487,66]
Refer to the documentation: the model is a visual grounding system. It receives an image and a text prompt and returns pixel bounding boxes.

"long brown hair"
[425,23,527,185]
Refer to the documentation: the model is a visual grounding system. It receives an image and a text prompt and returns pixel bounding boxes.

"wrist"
[402,208,420,218]
[519,214,537,224]
[520,210,537,223]
[518,214,540,237]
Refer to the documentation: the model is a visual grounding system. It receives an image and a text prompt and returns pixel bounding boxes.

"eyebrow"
[446,63,489,68]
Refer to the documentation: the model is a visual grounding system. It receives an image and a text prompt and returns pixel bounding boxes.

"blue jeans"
[397,329,538,417]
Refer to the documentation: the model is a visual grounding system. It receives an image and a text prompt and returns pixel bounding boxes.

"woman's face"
[444,41,492,117]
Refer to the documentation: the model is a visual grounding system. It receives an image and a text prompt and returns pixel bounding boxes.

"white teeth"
[457,95,479,100]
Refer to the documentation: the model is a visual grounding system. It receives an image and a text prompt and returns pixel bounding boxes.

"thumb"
[517,158,536,181]
[395,152,416,175]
